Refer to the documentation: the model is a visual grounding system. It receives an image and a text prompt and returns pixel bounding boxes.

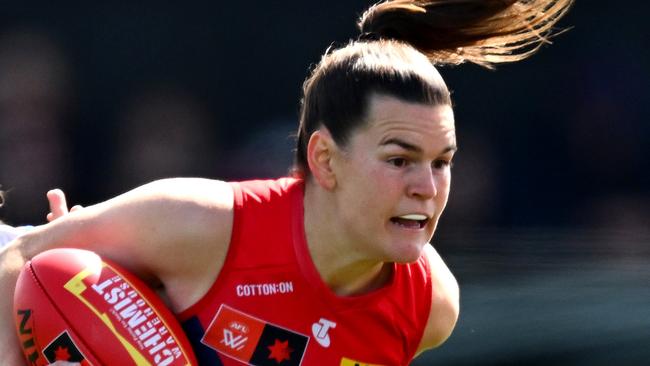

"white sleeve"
[0,224,31,248]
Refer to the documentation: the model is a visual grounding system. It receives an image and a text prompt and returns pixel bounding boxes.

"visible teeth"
[398,214,428,221]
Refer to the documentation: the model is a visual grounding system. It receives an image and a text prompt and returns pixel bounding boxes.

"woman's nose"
[407,165,437,200]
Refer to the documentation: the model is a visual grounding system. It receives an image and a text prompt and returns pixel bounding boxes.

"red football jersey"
[178,178,432,366]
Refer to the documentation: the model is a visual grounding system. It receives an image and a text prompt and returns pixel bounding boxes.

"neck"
[303,180,391,296]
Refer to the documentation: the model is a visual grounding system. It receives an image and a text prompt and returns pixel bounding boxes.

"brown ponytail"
[359,0,574,68]
[293,0,573,176]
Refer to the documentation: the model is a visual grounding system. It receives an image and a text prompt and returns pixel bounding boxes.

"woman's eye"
[433,160,452,169]
[388,158,408,168]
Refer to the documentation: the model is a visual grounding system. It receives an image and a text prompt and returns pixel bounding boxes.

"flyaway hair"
[359,0,574,68]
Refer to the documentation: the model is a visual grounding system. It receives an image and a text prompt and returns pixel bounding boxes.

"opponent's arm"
[0,178,234,366]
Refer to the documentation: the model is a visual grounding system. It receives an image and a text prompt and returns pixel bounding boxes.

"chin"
[389,241,427,264]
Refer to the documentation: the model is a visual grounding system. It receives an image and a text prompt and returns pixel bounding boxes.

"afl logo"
[229,321,249,334]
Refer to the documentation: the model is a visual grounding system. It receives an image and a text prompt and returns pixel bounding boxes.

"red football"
[13,248,197,366]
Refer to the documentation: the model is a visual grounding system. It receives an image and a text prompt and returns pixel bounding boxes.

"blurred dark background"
[1,1,649,365]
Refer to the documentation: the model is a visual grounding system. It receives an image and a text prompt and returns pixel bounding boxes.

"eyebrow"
[380,137,457,155]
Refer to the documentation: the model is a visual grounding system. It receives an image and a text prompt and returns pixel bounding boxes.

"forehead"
[358,94,455,149]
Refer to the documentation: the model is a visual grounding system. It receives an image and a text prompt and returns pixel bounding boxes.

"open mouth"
[390,214,429,229]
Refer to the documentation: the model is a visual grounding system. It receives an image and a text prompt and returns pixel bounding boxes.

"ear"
[306,129,337,190]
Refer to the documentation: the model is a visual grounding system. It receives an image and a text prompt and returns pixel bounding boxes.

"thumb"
[46,189,69,222]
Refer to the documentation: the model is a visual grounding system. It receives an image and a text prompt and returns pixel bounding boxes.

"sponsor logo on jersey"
[202,304,309,366]
[340,357,385,366]
[235,281,294,297]
[43,331,92,365]
[311,318,336,348]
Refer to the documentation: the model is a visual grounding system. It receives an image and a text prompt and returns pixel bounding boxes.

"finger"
[46,189,69,221]
[70,205,84,213]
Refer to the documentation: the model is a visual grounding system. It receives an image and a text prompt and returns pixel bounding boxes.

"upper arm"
[17,178,234,311]
[415,243,460,355]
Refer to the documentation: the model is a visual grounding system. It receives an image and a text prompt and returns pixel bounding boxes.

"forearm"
[0,218,144,366]
[0,195,152,366]
[0,216,101,296]
[0,198,151,366]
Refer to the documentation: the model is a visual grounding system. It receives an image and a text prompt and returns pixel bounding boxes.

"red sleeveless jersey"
[178,178,432,366]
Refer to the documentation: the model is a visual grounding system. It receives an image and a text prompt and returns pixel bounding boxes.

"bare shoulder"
[111,177,234,238]
[94,178,234,257]
[124,178,235,311]
[134,177,232,202]
[416,243,460,355]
